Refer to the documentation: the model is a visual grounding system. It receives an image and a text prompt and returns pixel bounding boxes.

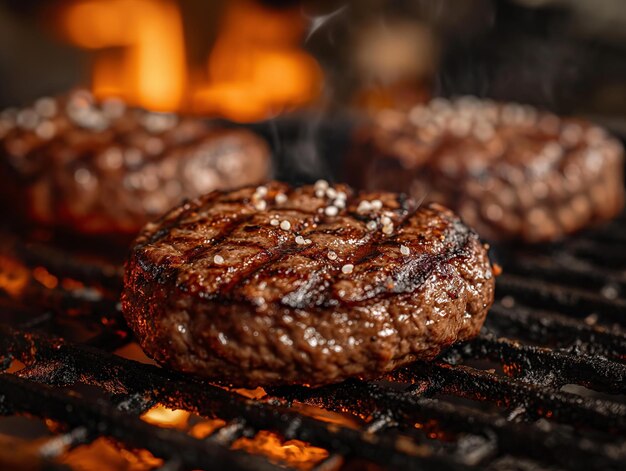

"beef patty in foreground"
[122,181,495,386]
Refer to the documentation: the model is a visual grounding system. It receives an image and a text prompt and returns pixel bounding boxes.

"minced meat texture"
[348,97,624,242]
[0,90,270,237]
[122,181,495,387]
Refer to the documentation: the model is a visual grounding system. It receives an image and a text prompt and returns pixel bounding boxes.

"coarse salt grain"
[366,221,377,231]
[326,187,338,199]
[213,254,224,265]
[357,200,372,214]
[275,193,287,204]
[371,200,383,210]
[327,250,337,260]
[400,245,410,255]
[280,220,291,231]
[295,235,306,245]
[381,216,392,225]
[270,219,280,226]
[341,264,354,274]
[314,179,329,190]
[324,205,339,217]
[255,185,268,196]
[333,199,345,209]
[254,200,267,211]
[382,224,393,235]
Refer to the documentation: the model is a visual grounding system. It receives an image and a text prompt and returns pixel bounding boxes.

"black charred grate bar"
[1,210,625,470]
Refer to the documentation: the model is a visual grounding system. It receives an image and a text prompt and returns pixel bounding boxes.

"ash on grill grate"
[0,210,625,470]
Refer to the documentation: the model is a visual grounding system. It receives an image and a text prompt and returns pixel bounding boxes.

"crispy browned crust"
[348,98,625,242]
[122,181,495,387]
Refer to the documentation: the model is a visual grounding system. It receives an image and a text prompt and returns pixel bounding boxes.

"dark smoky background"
[302,0,626,119]
[0,0,625,181]
[1,0,624,114]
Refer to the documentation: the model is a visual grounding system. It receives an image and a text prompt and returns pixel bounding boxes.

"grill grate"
[0,212,625,470]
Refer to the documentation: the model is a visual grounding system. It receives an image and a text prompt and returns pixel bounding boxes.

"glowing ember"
[59,437,162,471]
[31,266,59,290]
[188,419,226,439]
[59,0,322,120]
[114,342,158,365]
[140,405,190,429]
[3,359,26,374]
[0,254,29,298]
[61,278,86,291]
[291,402,363,429]
[232,431,328,470]
[233,387,267,400]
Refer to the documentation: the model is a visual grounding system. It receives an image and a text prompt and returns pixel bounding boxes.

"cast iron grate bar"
[395,362,626,432]
[269,379,625,471]
[495,273,626,327]
[0,206,625,470]
[561,245,626,270]
[445,334,626,393]
[502,252,626,294]
[0,325,469,471]
[15,238,124,291]
[0,373,281,471]
[2,324,625,470]
[484,302,626,359]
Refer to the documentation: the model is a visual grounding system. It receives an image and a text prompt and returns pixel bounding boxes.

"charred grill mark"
[122,181,494,386]
[183,214,257,263]
[131,183,486,309]
[214,185,312,297]
[146,193,221,245]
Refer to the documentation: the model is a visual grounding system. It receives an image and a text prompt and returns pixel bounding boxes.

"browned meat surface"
[122,181,495,387]
[0,90,270,237]
[348,97,624,242]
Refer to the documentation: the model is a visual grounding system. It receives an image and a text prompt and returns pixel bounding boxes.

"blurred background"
[0,0,625,128]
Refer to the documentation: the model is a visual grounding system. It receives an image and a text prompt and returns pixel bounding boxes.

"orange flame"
[59,0,321,120]
[193,0,322,121]
[140,405,190,429]
[32,266,59,290]
[0,254,29,298]
[59,437,163,471]
[291,402,363,429]
[232,431,329,470]
[61,0,186,112]
[135,404,330,469]
[233,387,267,400]
[114,342,158,365]
[189,419,226,439]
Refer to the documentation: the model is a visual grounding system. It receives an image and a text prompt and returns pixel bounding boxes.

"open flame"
[140,404,190,429]
[61,0,186,112]
[0,254,29,298]
[59,438,163,471]
[59,0,322,120]
[31,399,342,470]
[232,431,329,470]
[193,0,322,121]
[136,404,330,469]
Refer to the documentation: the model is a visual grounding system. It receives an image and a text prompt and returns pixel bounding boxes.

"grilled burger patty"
[348,97,624,242]
[0,90,270,237]
[122,181,495,386]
